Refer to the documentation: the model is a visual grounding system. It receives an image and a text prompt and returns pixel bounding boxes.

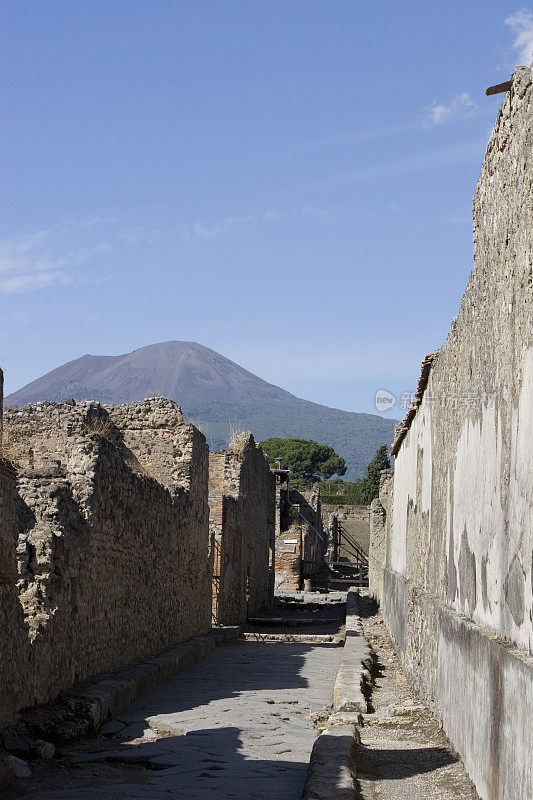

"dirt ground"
[354,595,479,800]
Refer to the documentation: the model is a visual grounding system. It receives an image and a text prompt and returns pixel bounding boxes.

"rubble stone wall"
[0,460,28,727]
[370,67,533,800]
[0,399,211,726]
[208,434,275,625]
[298,488,324,571]
[273,537,302,591]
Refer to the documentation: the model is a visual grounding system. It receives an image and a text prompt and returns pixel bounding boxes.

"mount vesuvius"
[6,341,396,479]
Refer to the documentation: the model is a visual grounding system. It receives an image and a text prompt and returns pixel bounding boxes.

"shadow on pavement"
[357,744,459,780]
[12,726,310,800]
[7,641,341,800]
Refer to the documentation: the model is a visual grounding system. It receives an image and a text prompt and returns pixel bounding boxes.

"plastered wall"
[370,66,533,800]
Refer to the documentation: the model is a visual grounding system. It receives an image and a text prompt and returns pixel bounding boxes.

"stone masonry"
[274,487,326,591]
[369,66,533,800]
[368,468,393,603]
[0,397,211,727]
[208,433,275,625]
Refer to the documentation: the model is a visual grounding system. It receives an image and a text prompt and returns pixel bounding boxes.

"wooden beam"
[486,80,513,96]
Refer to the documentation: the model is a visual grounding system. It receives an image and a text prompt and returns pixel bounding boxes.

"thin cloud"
[439,210,472,225]
[506,9,533,66]
[422,93,478,127]
[180,206,329,242]
[117,225,161,245]
[181,215,254,241]
[0,271,73,295]
[284,121,420,155]
[0,220,115,295]
[4,310,29,326]
[304,139,482,192]
[0,205,330,293]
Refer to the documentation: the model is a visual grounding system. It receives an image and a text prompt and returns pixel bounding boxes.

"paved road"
[18,641,342,800]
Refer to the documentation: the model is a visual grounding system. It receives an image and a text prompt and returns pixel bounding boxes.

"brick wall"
[274,487,326,591]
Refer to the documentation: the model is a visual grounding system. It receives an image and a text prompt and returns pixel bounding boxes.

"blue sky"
[1,1,532,417]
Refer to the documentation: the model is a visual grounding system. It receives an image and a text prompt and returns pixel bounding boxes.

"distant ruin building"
[208,434,276,625]
[370,65,533,800]
[321,503,370,564]
[274,484,326,591]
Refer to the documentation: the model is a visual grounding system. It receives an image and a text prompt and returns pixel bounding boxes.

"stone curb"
[84,627,240,732]
[301,725,359,800]
[11,627,239,748]
[333,589,374,714]
[299,589,372,800]
[241,632,343,645]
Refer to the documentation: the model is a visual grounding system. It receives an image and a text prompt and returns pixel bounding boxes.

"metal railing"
[288,501,324,542]
[336,522,368,568]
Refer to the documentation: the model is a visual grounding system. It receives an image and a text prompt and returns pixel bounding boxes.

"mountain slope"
[6,341,396,479]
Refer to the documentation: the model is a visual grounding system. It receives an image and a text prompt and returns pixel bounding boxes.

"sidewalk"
[354,595,479,800]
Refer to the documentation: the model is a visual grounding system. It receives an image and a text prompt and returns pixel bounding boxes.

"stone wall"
[368,469,393,602]
[0,458,27,728]
[0,398,211,726]
[274,488,326,591]
[321,504,371,559]
[370,66,533,800]
[274,485,302,592]
[208,434,275,625]
[298,489,325,574]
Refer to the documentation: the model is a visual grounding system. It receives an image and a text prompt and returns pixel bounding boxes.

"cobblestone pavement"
[356,597,479,800]
[11,641,342,800]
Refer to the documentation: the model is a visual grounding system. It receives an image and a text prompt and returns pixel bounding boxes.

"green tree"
[321,445,390,505]
[355,444,391,504]
[259,437,347,483]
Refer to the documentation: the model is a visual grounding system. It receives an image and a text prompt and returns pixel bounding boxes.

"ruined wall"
[274,488,326,590]
[274,486,302,592]
[321,504,371,558]
[298,488,325,573]
[0,398,211,725]
[368,469,393,602]
[323,511,338,563]
[0,458,28,728]
[109,398,206,492]
[274,531,302,591]
[371,66,533,800]
[208,434,275,625]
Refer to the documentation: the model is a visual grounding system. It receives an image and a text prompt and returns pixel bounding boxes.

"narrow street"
[5,596,481,800]
[8,604,344,800]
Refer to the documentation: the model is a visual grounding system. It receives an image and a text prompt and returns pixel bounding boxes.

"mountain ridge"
[6,341,397,479]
